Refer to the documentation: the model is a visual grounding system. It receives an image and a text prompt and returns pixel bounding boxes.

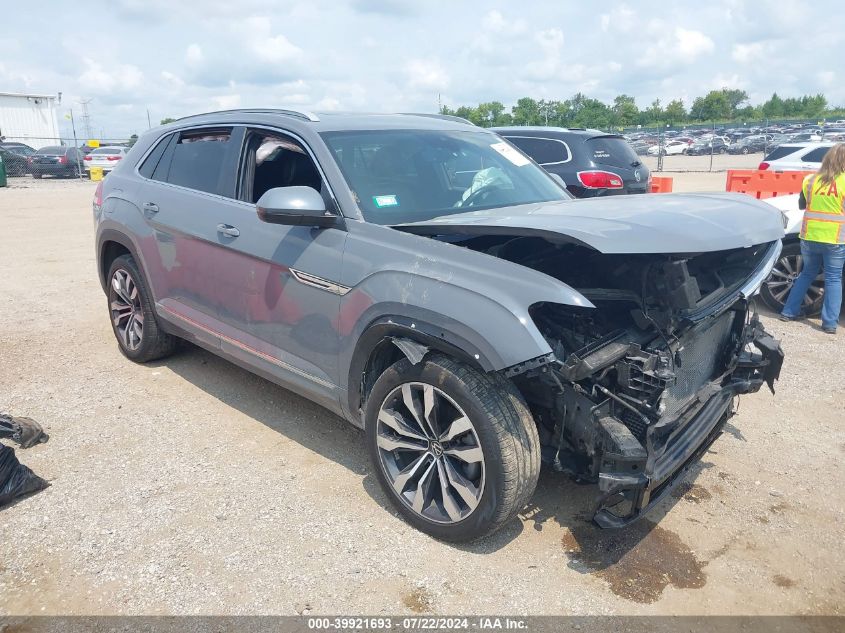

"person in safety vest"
[780,143,845,333]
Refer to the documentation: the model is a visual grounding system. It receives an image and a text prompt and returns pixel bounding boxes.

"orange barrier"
[650,176,673,193]
[725,169,814,199]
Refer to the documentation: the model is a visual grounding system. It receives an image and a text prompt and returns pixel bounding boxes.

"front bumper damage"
[595,314,782,527]
[534,311,783,529]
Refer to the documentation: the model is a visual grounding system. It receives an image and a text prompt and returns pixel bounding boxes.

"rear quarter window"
[802,147,830,163]
[585,137,638,168]
[504,136,570,165]
[764,146,798,161]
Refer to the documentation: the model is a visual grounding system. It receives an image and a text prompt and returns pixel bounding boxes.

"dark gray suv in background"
[494,127,650,198]
[94,109,784,541]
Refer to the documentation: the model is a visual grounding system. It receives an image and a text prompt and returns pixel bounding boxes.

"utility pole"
[437,93,442,114]
[67,108,83,180]
[79,98,93,140]
[146,108,152,129]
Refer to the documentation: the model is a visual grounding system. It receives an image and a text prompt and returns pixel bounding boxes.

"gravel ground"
[0,176,843,616]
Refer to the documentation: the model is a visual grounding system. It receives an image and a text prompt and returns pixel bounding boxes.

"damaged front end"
[498,237,784,527]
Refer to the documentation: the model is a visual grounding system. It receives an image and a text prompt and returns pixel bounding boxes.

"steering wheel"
[458,183,501,208]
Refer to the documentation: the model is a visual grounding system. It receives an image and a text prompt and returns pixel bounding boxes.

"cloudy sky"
[1,0,842,138]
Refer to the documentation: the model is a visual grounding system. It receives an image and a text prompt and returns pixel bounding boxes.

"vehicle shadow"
[157,343,715,557]
[154,343,369,478]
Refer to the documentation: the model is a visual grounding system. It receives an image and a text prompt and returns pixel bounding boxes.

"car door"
[134,126,246,348]
[208,127,347,403]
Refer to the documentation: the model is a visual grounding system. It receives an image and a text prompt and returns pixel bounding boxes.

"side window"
[138,133,174,179]
[505,137,570,165]
[763,146,796,162]
[239,130,323,204]
[802,147,830,163]
[162,129,232,194]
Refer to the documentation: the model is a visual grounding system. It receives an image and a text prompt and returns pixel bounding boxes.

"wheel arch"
[97,229,141,294]
[346,316,495,428]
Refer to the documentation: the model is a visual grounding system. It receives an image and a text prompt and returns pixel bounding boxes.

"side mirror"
[256,186,336,228]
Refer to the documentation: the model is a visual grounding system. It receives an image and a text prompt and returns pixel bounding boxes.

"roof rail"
[174,108,320,123]
[398,113,475,126]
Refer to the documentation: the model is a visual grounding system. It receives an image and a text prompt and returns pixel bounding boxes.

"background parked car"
[727,135,771,154]
[83,146,129,175]
[686,138,730,155]
[27,146,85,178]
[647,140,688,156]
[758,142,833,171]
[760,194,827,315]
[1,141,36,156]
[0,147,30,176]
[494,127,651,198]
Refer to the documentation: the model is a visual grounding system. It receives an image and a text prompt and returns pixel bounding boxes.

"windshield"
[320,129,567,224]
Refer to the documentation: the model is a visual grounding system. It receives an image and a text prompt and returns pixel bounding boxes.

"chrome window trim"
[132,122,342,218]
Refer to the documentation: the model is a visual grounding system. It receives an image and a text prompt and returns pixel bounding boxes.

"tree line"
[439,90,845,130]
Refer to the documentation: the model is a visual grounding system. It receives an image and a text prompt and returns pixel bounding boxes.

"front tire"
[107,254,177,362]
[760,241,825,315]
[365,354,540,542]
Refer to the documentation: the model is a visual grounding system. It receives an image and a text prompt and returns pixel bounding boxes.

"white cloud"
[674,28,715,60]
[316,97,341,111]
[405,59,450,90]
[2,0,843,137]
[212,94,241,109]
[599,5,635,33]
[185,44,203,65]
[525,28,564,81]
[731,42,765,63]
[238,16,303,63]
[481,10,527,34]
[817,70,835,87]
[161,71,184,87]
[639,27,714,69]
[78,59,143,94]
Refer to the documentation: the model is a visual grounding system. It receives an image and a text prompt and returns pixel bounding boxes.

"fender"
[345,315,497,424]
[96,227,146,293]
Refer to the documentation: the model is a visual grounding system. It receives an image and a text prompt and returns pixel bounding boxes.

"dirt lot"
[0,176,843,616]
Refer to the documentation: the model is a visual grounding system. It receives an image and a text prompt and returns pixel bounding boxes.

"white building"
[0,92,61,149]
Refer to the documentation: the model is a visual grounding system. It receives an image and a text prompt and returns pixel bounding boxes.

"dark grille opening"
[620,408,648,442]
[663,312,735,416]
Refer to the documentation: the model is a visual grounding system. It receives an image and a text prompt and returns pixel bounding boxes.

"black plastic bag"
[0,444,49,508]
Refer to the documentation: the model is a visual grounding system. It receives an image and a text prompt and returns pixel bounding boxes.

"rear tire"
[32,173,42,179]
[107,254,178,363]
[760,241,825,316]
[365,354,540,542]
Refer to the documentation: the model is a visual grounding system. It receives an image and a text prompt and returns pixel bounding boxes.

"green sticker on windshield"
[373,195,399,207]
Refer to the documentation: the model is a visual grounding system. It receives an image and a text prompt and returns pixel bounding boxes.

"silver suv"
[94,109,784,541]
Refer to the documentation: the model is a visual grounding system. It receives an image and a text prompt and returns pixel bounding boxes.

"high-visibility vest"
[800,172,845,244]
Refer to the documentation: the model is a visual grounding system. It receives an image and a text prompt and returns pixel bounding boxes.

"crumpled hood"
[396,192,785,254]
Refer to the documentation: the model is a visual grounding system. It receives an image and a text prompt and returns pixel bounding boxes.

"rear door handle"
[142,202,159,214]
[216,223,240,238]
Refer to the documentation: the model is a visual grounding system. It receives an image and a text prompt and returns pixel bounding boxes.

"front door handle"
[216,223,240,238]
[142,202,159,214]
